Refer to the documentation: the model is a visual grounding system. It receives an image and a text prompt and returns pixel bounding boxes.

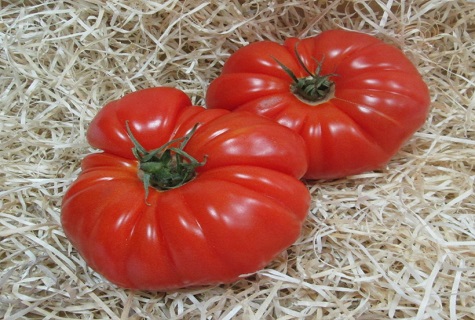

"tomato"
[61,87,310,291]
[206,29,431,179]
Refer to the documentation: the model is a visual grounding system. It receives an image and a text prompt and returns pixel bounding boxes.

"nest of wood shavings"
[1,0,474,319]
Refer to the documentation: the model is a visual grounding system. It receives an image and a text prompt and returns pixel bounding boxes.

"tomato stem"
[126,122,206,199]
[274,46,337,103]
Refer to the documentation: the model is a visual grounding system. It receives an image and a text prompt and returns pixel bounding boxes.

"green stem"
[126,122,206,201]
[274,46,337,103]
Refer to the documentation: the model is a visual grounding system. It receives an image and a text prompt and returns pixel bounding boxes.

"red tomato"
[61,87,310,291]
[206,30,431,179]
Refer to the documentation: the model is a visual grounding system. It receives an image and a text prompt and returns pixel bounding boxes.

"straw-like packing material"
[1,0,474,319]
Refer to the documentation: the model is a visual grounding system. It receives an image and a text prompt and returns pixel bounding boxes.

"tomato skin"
[86,87,229,160]
[206,30,431,179]
[62,87,310,290]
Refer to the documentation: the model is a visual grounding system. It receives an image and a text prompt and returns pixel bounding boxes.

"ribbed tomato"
[206,30,431,179]
[61,87,310,291]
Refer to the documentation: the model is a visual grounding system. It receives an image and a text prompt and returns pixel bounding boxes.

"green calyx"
[126,122,206,200]
[274,46,337,103]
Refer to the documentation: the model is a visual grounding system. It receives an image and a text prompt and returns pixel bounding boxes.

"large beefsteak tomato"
[206,29,431,179]
[61,87,310,291]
